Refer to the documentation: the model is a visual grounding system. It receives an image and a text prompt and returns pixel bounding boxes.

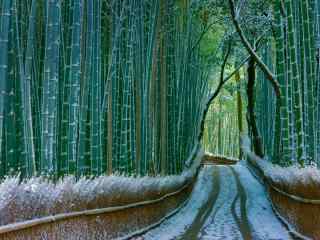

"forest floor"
[137,163,292,240]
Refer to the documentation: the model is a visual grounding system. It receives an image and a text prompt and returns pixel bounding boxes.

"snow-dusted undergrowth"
[0,149,203,226]
[241,135,320,199]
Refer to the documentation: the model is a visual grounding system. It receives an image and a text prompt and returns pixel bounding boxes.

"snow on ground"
[142,163,292,240]
[234,162,291,240]
[199,166,242,240]
[241,134,320,196]
[143,166,216,240]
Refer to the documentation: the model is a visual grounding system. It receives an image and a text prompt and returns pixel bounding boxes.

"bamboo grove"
[203,102,241,158]
[202,0,320,168]
[202,72,245,159]
[253,0,320,167]
[0,0,208,178]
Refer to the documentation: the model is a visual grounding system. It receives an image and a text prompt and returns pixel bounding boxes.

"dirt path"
[141,164,291,240]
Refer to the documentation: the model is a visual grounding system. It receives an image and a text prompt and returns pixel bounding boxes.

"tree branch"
[224,55,249,83]
[190,21,217,53]
[198,40,232,141]
[228,0,281,98]
[223,32,265,83]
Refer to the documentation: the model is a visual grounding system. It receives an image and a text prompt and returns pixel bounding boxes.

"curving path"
[137,163,292,240]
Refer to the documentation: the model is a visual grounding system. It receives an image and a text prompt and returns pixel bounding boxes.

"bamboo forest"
[1,0,320,239]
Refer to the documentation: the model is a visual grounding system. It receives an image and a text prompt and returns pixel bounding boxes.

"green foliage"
[202,66,247,158]
[199,24,225,57]
[0,0,207,179]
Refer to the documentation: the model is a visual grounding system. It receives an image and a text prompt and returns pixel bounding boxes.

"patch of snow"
[143,165,216,240]
[199,166,242,240]
[234,163,291,240]
[241,134,320,199]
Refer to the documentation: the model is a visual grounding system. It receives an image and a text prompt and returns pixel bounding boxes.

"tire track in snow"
[177,166,220,240]
[230,166,251,240]
[198,166,242,240]
[138,164,292,240]
[234,163,292,240]
[231,192,241,235]
[141,166,217,240]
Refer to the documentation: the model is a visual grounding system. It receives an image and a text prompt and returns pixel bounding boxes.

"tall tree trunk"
[67,0,82,174]
[0,0,12,176]
[273,1,291,164]
[90,0,103,175]
[40,0,61,174]
[159,0,167,175]
[285,0,305,166]
[235,68,243,159]
[15,0,36,177]
[247,57,264,158]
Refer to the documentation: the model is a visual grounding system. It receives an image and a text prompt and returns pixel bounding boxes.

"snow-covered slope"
[241,135,320,200]
[0,149,203,226]
[234,163,291,240]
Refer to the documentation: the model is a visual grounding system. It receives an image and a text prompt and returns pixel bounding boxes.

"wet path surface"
[141,163,292,240]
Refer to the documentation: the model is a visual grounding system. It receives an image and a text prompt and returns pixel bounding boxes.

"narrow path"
[198,166,243,240]
[140,163,292,240]
[178,167,220,239]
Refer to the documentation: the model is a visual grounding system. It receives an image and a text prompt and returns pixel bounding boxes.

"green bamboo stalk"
[5,14,17,175]
[134,0,143,175]
[67,0,82,174]
[159,0,168,175]
[59,0,73,176]
[300,0,316,164]
[274,1,291,164]
[40,0,61,175]
[0,0,12,177]
[14,0,36,177]
[77,0,92,177]
[90,0,103,175]
[235,65,243,159]
[285,0,305,166]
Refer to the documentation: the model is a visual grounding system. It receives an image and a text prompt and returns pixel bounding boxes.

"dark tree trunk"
[235,68,243,160]
[247,57,264,158]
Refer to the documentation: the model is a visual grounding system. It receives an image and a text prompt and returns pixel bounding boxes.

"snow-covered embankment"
[242,136,319,240]
[0,145,203,240]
